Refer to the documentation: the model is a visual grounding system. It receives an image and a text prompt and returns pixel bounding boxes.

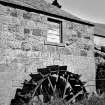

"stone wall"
[0,4,95,105]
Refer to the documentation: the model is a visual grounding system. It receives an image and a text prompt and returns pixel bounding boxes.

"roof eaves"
[0,0,94,26]
[94,34,105,38]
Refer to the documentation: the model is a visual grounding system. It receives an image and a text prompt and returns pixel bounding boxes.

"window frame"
[47,18,63,43]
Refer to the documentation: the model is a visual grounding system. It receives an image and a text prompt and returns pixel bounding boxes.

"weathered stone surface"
[0,23,3,32]
[26,20,36,28]
[0,64,9,72]
[15,33,26,40]
[8,24,20,33]
[0,15,12,24]
[27,63,37,73]
[23,11,32,19]
[50,53,60,61]
[53,60,63,65]
[0,3,95,105]
[31,13,43,23]
[10,9,18,17]
[47,45,56,53]
[7,40,22,49]
[21,41,31,51]
[80,49,87,56]
[32,28,42,36]
[0,88,14,105]
[0,5,11,16]
[44,58,54,66]
[11,16,21,25]
[24,28,30,34]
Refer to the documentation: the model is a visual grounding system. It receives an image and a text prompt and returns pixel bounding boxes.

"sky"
[46,0,105,24]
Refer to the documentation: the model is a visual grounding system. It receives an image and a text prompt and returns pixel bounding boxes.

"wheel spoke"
[66,90,83,104]
[63,75,69,98]
[48,77,54,92]
[47,76,57,101]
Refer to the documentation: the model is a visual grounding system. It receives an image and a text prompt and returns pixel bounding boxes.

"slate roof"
[0,0,93,26]
[94,23,105,36]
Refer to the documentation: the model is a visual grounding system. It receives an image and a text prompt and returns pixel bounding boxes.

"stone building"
[94,23,105,94]
[0,0,95,105]
[94,23,105,46]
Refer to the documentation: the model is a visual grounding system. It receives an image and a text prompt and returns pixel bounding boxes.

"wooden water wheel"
[10,65,86,105]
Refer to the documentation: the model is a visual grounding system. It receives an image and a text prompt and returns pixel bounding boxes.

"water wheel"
[10,65,86,105]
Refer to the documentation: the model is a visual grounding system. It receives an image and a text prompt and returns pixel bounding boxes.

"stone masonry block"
[23,11,32,19]
[0,80,12,88]
[2,23,8,32]
[5,32,15,41]
[24,28,30,34]
[58,47,72,55]
[0,23,3,32]
[0,4,10,16]
[47,45,56,53]
[8,24,20,33]
[44,58,54,66]
[41,30,47,37]
[15,33,26,41]
[0,72,17,86]
[53,60,63,66]
[21,41,31,51]
[80,49,87,56]
[0,56,6,64]
[0,87,15,105]
[10,9,18,17]
[0,64,9,72]
[20,19,27,27]
[40,15,47,24]
[32,44,44,51]
[41,51,51,60]
[26,20,36,28]
[27,37,44,51]
[50,53,60,61]
[26,51,42,58]
[27,63,37,73]
[0,38,8,48]
[11,17,21,25]
[12,80,23,88]
[7,40,22,49]
[0,15,12,24]
[32,28,42,36]
[86,27,94,34]
[31,13,43,23]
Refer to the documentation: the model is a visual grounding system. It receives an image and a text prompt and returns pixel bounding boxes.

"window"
[47,18,62,43]
[94,35,105,46]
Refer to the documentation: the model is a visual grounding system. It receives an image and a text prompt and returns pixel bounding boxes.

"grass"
[34,93,105,105]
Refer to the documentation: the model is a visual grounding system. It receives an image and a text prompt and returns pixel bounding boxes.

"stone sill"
[44,41,65,47]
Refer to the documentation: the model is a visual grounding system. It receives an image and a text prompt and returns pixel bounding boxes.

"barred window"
[47,18,62,43]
